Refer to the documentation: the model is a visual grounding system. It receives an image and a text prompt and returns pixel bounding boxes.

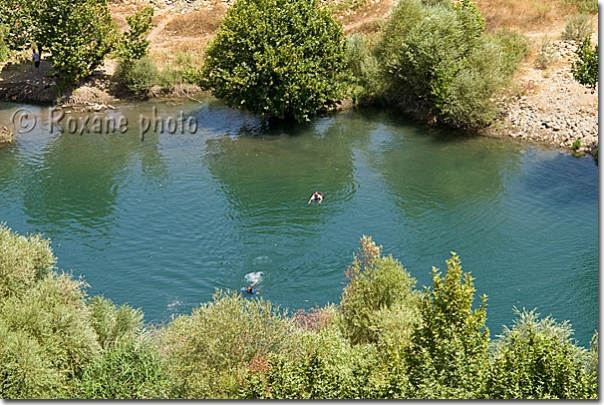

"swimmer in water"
[308,191,324,204]
[242,280,259,295]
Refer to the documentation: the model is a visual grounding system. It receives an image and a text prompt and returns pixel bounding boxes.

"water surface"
[0,99,597,345]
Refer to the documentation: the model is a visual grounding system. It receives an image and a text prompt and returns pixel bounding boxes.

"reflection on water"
[0,99,598,346]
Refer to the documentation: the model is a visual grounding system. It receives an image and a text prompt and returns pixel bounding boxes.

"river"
[0,98,598,346]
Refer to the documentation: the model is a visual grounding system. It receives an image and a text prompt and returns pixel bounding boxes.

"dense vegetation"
[200,0,349,122]
[0,1,157,89]
[113,7,158,96]
[347,0,530,128]
[0,226,597,399]
[0,0,117,86]
[198,0,529,127]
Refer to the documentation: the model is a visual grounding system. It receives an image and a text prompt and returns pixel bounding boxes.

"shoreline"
[0,0,597,157]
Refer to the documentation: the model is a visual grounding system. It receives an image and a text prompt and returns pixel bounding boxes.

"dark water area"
[0,98,598,346]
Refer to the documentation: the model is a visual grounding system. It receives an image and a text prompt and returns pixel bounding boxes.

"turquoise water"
[0,99,598,346]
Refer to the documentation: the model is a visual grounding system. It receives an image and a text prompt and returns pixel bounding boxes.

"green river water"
[0,98,598,345]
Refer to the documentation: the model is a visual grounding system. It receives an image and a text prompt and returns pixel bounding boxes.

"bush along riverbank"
[0,226,598,399]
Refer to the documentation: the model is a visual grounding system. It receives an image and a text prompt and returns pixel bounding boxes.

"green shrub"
[78,337,170,399]
[115,56,158,96]
[340,236,418,346]
[158,53,204,89]
[116,7,155,64]
[490,29,530,77]
[200,0,349,122]
[405,253,490,399]
[1,273,102,389]
[572,35,598,92]
[0,226,104,398]
[562,0,598,14]
[345,33,384,104]
[585,331,598,378]
[0,319,66,398]
[535,35,558,70]
[87,295,144,349]
[0,224,56,300]
[242,329,385,399]
[571,138,582,151]
[562,14,593,41]
[0,25,10,62]
[159,290,292,398]
[378,0,519,128]
[487,309,596,399]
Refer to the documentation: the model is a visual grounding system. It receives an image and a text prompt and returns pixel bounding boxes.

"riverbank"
[0,0,597,155]
[482,39,598,155]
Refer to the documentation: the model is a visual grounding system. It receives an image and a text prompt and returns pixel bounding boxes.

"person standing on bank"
[32,49,40,76]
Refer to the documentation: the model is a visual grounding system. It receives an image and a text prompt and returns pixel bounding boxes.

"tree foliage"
[77,337,170,399]
[116,7,155,64]
[242,328,385,399]
[113,7,158,96]
[404,253,490,398]
[376,0,527,128]
[0,226,101,398]
[340,236,419,346]
[200,0,349,122]
[486,309,597,399]
[159,290,292,398]
[0,0,118,86]
[572,36,598,93]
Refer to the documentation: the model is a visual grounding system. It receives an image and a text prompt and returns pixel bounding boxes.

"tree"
[340,236,418,346]
[116,7,155,64]
[200,0,349,122]
[45,0,117,86]
[404,253,490,398]
[487,309,596,399]
[572,36,598,93]
[0,0,118,86]
[377,0,526,128]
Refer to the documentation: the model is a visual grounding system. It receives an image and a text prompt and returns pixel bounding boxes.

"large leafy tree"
[0,0,118,85]
[377,0,525,128]
[200,0,349,122]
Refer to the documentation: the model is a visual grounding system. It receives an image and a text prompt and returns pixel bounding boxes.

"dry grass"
[67,86,117,105]
[164,5,226,36]
[336,0,394,35]
[149,37,209,70]
[475,0,583,34]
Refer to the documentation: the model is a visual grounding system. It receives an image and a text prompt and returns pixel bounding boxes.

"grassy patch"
[561,0,598,14]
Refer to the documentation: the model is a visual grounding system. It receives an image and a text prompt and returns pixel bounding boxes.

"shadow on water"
[202,112,361,231]
[2,105,171,241]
